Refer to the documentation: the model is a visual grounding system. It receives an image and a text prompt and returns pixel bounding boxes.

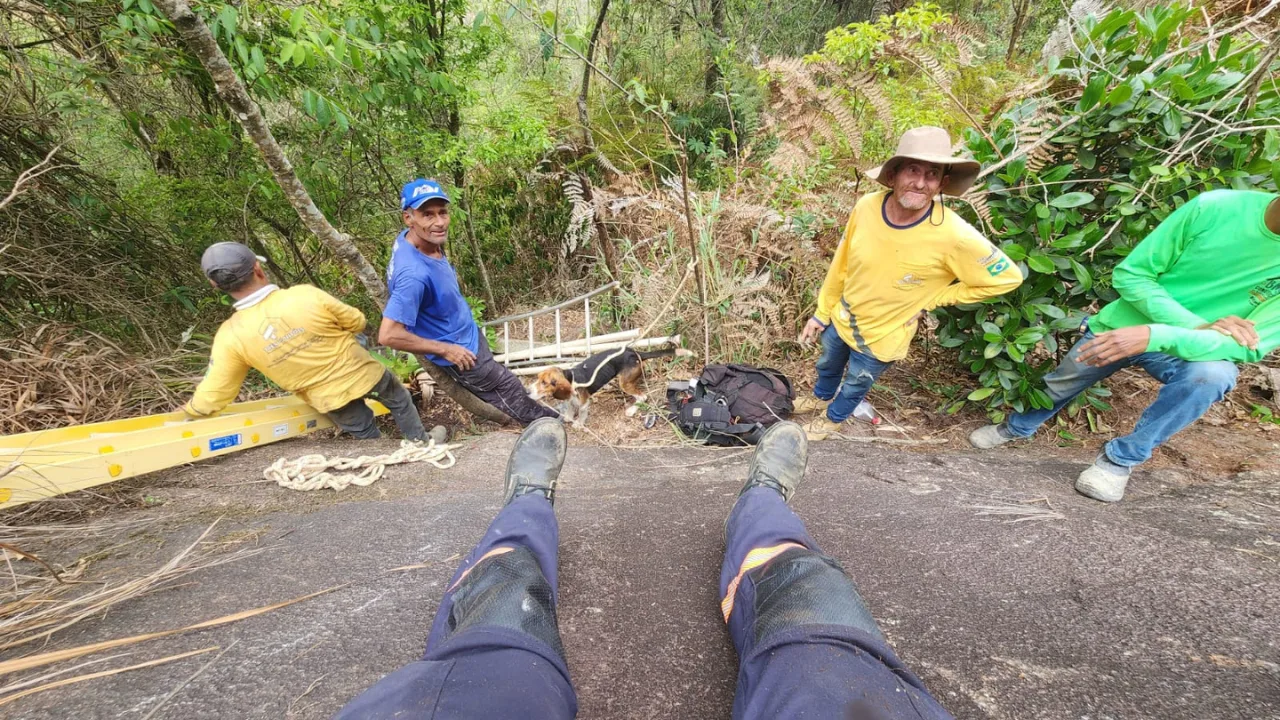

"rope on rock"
[263,439,458,492]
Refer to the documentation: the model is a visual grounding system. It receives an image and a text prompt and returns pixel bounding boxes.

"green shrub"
[942,4,1279,419]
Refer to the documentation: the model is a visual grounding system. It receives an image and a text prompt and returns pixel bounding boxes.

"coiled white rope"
[263,439,459,492]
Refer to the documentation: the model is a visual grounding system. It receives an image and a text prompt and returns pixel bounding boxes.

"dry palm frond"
[0,325,195,436]
[966,497,1064,523]
[1013,102,1067,174]
[959,187,995,230]
[0,646,219,708]
[938,19,988,66]
[0,582,344,678]
[0,517,165,547]
[885,40,954,92]
[0,520,264,651]
[759,58,865,168]
[983,76,1056,124]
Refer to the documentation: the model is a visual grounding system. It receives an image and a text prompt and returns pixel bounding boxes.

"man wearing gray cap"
[185,242,432,443]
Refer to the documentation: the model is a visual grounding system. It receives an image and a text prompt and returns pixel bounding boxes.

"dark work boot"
[503,417,567,506]
[739,421,808,503]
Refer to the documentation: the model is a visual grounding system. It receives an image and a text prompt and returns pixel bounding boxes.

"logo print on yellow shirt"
[259,318,306,355]
[979,248,1010,277]
[896,273,924,288]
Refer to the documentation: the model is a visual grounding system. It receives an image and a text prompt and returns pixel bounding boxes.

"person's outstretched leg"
[335,418,576,720]
[722,422,953,720]
[1075,354,1237,502]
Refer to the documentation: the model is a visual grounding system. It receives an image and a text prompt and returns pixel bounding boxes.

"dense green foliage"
[935,5,1280,420]
[2,0,1277,429]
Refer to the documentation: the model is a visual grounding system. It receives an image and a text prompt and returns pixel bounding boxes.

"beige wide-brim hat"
[866,126,981,197]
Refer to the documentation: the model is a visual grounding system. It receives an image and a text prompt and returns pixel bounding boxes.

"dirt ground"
[538,350,1280,479]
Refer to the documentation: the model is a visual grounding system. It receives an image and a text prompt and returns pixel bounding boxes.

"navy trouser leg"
[442,341,559,425]
[721,488,953,720]
[335,495,575,719]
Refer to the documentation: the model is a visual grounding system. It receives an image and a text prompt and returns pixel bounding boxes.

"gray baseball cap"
[201,242,264,289]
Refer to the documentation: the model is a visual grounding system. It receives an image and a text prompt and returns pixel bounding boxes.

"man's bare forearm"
[378,323,453,357]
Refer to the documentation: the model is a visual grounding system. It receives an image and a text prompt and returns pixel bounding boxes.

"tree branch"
[0,145,65,211]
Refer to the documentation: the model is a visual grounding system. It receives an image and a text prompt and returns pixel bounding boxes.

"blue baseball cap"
[401,178,451,211]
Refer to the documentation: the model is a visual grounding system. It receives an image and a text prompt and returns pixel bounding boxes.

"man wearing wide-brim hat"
[794,126,1024,440]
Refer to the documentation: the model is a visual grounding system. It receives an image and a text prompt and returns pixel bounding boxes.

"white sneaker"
[1074,455,1131,503]
[969,424,1015,450]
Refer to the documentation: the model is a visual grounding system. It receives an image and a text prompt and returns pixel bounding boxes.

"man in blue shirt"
[378,179,558,426]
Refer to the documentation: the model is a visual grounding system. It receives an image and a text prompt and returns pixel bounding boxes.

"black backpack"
[697,364,795,425]
[665,365,794,447]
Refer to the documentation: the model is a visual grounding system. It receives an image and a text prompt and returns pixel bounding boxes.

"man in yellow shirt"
[184,242,430,443]
[796,127,1023,440]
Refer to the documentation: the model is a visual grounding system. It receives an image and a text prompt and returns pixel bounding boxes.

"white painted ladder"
[483,281,680,376]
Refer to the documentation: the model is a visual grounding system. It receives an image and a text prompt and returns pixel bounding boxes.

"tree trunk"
[153,0,385,301]
[415,362,512,425]
[577,172,621,318]
[869,0,892,22]
[449,142,496,310]
[577,0,621,177]
[704,0,726,94]
[1006,0,1031,63]
[456,184,496,311]
[153,0,512,426]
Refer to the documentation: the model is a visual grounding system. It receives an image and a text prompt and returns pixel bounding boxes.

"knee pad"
[446,547,565,660]
[749,548,883,645]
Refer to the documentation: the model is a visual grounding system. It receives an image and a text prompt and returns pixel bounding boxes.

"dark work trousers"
[336,488,952,719]
[334,494,575,719]
[326,368,428,442]
[721,487,953,720]
[433,341,559,426]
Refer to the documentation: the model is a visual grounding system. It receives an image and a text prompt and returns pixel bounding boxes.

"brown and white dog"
[528,347,694,427]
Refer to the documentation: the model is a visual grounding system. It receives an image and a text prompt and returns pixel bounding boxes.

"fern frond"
[849,72,894,128]
[885,40,952,92]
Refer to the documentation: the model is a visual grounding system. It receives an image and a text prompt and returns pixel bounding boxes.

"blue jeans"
[812,323,893,423]
[1005,329,1238,467]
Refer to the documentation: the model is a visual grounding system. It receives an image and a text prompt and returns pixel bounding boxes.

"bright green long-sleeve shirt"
[1147,295,1280,363]
[1091,189,1280,362]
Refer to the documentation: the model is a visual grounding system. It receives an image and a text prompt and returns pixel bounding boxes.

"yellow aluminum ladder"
[0,396,386,509]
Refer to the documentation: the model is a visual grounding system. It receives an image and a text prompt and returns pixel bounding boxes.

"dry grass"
[0,518,263,652]
[0,324,197,436]
[964,496,1065,524]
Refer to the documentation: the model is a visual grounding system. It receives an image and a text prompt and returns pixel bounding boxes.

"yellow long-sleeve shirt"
[184,284,385,416]
[814,192,1024,361]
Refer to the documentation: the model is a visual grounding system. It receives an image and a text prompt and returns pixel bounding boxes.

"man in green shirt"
[970,189,1280,502]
